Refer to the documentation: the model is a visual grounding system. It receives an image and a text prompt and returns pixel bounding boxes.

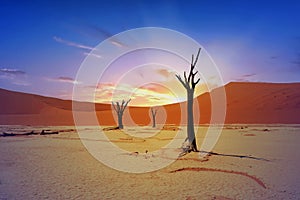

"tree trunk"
[152,114,156,128]
[118,113,123,129]
[175,49,201,155]
[187,90,198,151]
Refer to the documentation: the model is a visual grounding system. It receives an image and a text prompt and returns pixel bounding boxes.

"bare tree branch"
[116,102,121,112]
[191,54,194,67]
[175,74,188,89]
[122,99,131,112]
[151,107,158,116]
[190,48,201,89]
[112,102,118,112]
[192,78,200,89]
[184,71,189,87]
[193,48,201,66]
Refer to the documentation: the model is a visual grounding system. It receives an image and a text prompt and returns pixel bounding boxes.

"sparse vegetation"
[111,99,131,129]
[176,48,201,154]
[150,107,158,128]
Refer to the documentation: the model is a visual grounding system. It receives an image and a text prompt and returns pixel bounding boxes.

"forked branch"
[112,99,131,114]
[176,48,201,90]
[151,107,158,116]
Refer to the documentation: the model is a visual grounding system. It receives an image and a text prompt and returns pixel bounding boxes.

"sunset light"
[1,1,300,199]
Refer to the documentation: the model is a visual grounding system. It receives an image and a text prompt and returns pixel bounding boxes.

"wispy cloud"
[83,52,102,58]
[139,83,170,94]
[241,73,256,78]
[88,82,176,106]
[133,67,175,82]
[156,68,175,78]
[270,56,278,60]
[0,68,30,86]
[232,73,257,82]
[289,37,300,68]
[0,68,26,75]
[290,52,300,67]
[88,25,126,47]
[53,36,94,50]
[233,78,250,82]
[110,40,125,48]
[46,76,80,84]
[80,24,126,48]
[231,73,257,82]
[291,60,300,65]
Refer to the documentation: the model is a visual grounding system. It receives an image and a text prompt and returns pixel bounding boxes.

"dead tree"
[175,48,201,153]
[150,107,158,128]
[112,99,131,129]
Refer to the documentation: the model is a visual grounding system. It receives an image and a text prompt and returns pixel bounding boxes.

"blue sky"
[0,0,300,103]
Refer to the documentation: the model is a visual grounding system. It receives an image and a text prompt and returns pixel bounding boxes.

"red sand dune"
[223,82,300,124]
[0,82,299,125]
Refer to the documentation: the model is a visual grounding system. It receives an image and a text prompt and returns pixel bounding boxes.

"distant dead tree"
[175,48,201,153]
[112,99,131,129]
[150,107,158,128]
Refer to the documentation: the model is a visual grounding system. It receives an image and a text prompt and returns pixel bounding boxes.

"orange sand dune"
[222,82,300,123]
[0,82,300,125]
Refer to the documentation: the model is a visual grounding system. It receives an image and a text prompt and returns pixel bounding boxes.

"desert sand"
[1,125,300,199]
[0,82,299,199]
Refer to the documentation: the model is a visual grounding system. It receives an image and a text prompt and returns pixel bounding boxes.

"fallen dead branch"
[40,130,59,135]
[0,131,38,137]
[0,130,59,137]
[102,126,120,131]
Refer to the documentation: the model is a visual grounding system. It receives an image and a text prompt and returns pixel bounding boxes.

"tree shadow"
[200,150,270,161]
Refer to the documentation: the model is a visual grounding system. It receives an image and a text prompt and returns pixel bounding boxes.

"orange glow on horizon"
[93,82,209,106]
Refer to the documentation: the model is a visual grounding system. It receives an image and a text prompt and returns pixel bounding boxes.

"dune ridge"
[0,82,299,125]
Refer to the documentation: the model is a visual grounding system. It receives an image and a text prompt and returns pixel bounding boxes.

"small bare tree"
[175,48,201,153]
[150,107,158,128]
[112,99,131,129]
